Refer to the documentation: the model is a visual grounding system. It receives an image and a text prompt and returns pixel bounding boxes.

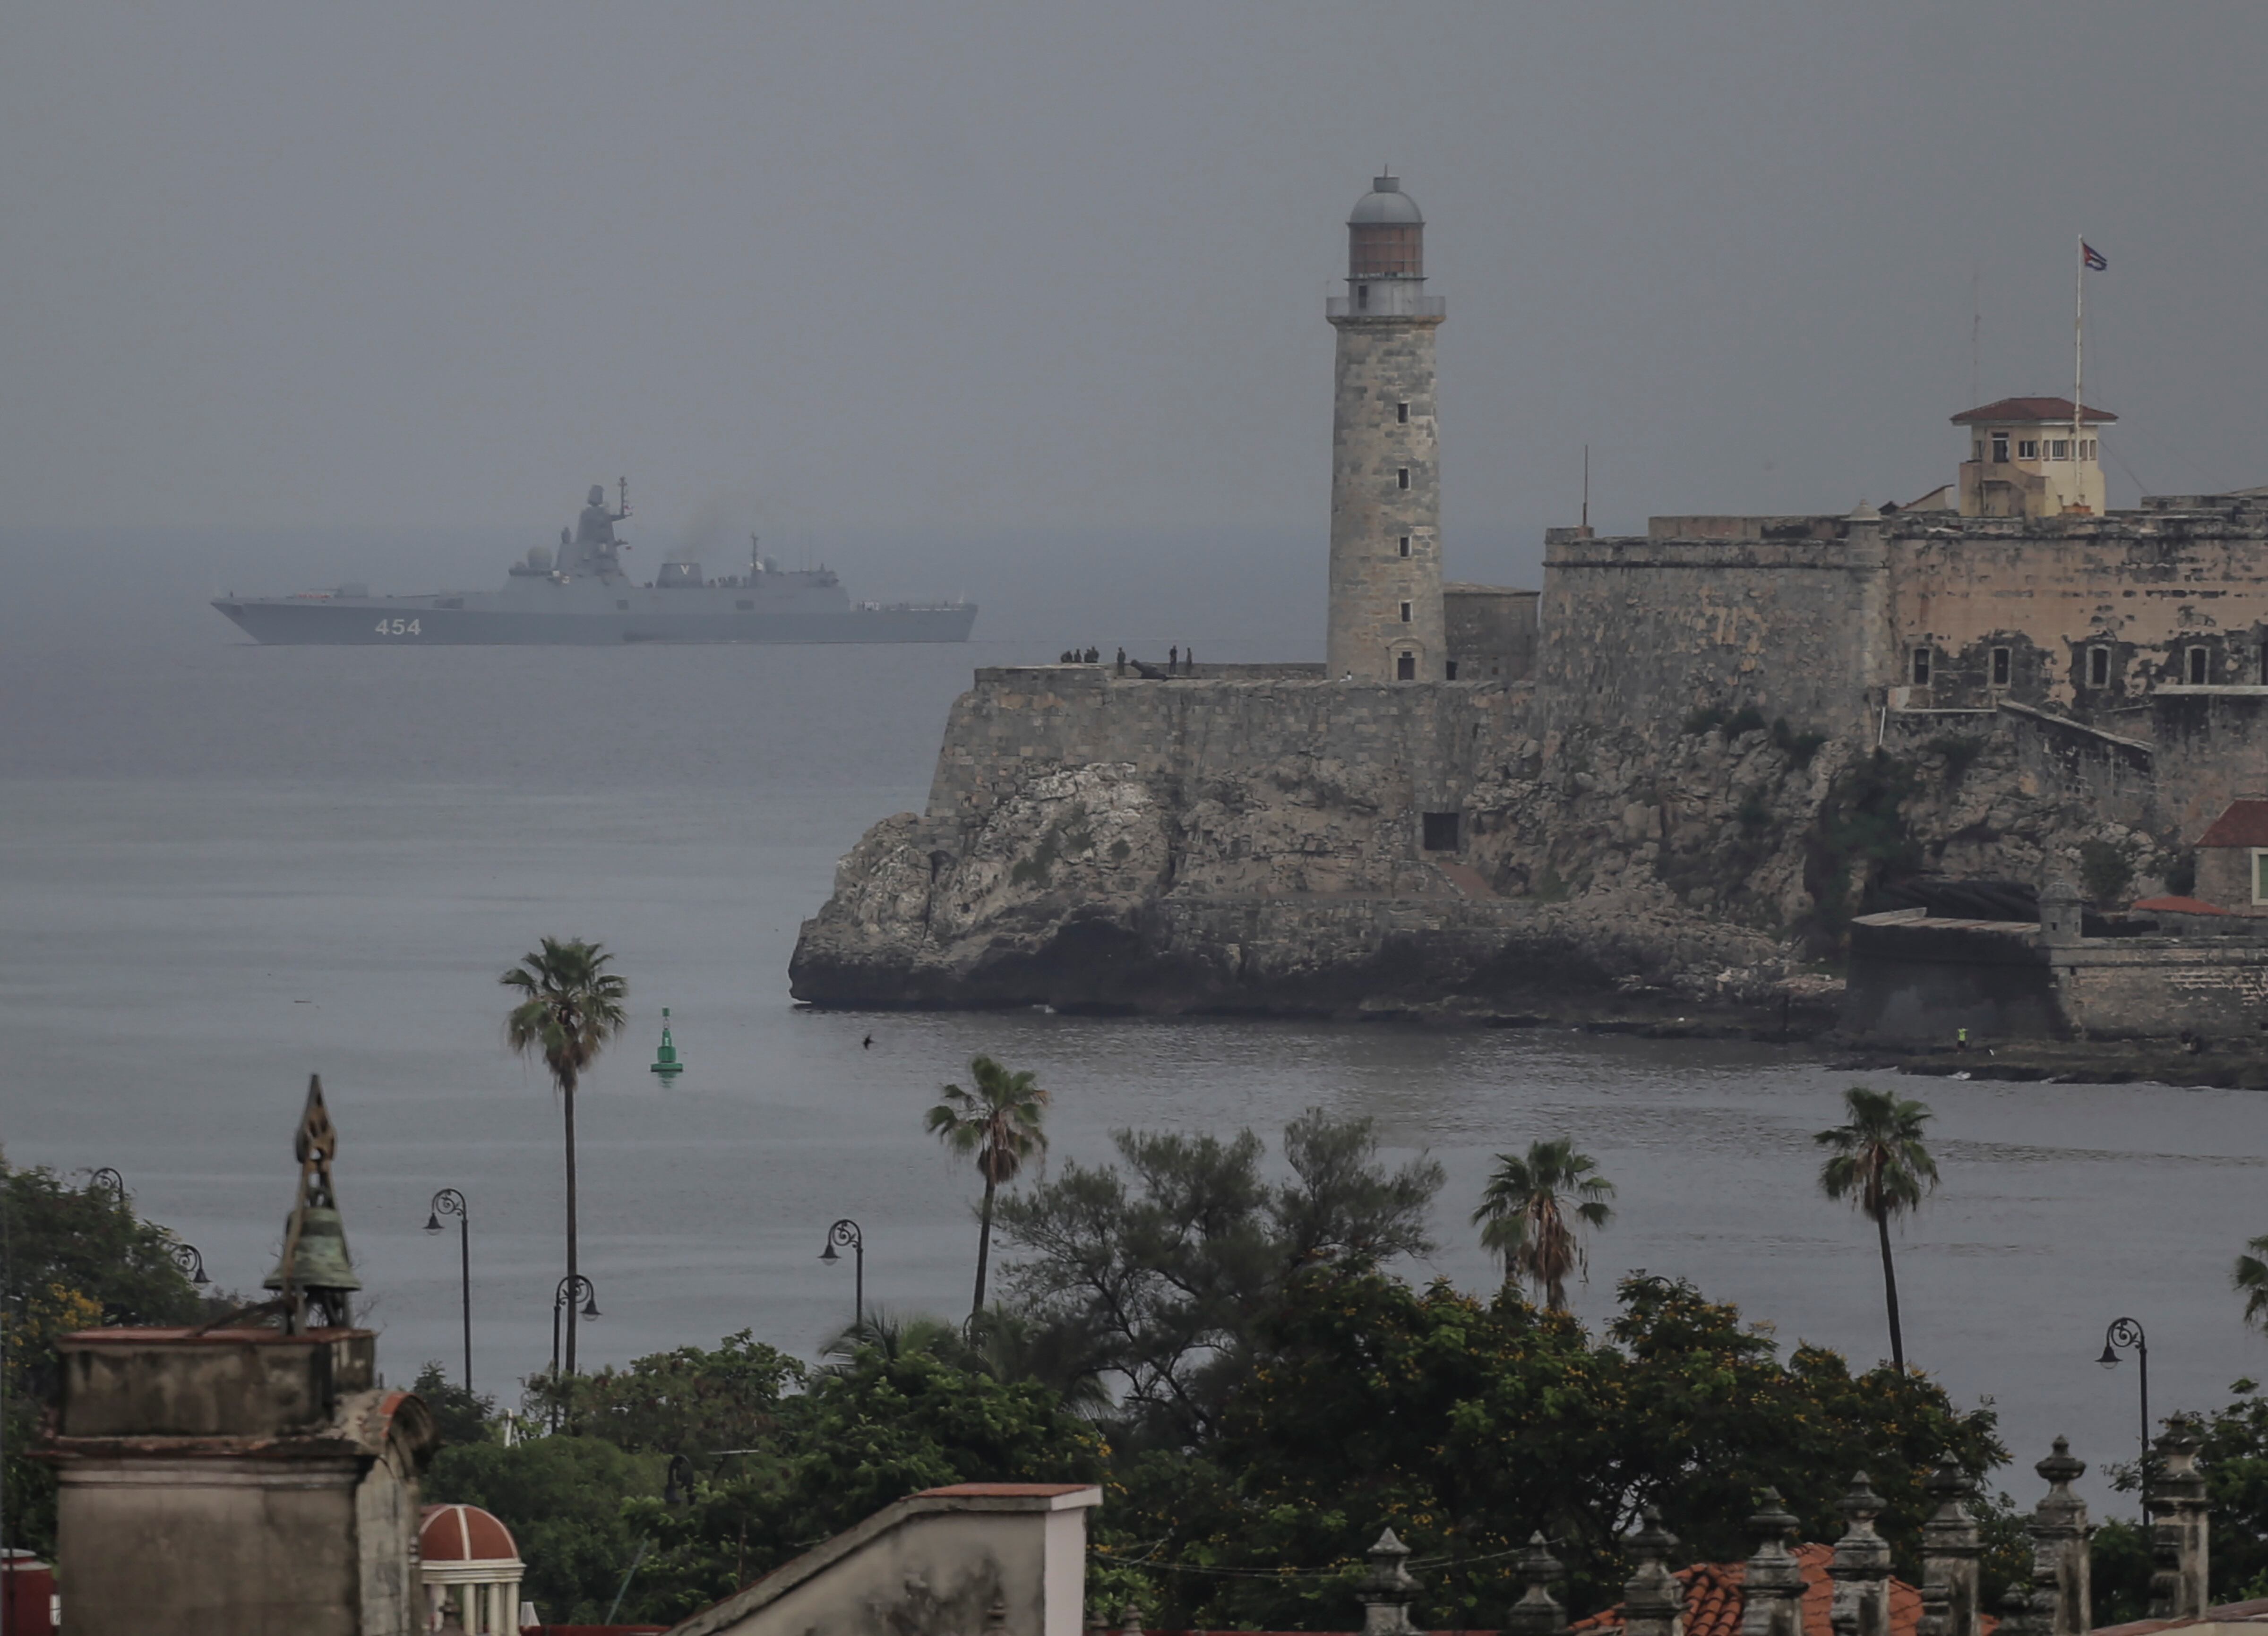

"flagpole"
[2073,234,2085,510]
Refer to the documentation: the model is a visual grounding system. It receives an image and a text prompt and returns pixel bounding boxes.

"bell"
[264,1205,363,1300]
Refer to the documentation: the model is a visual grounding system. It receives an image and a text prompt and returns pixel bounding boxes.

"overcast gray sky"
[6,2,2264,557]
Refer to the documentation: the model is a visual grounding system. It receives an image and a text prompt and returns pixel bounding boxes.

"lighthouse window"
[1400,601,1413,623]
[1397,402,1409,424]
[1398,536,1411,557]
[1398,468,1410,490]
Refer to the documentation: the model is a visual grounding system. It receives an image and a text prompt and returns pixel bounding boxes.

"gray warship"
[213,482,977,645]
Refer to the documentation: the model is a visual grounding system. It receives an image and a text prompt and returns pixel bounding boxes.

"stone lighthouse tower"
[1327,172,1445,681]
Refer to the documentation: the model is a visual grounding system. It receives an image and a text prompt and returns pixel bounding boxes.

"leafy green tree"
[1470,1138,1615,1309]
[2234,1237,2268,1331]
[502,937,628,1375]
[438,1337,1105,1625]
[425,1432,664,1624]
[0,1158,205,1555]
[411,1360,502,1448]
[529,1331,804,1455]
[997,1110,1441,1446]
[927,1056,1050,1319]
[1817,1086,1938,1373]
[1095,1269,2002,1631]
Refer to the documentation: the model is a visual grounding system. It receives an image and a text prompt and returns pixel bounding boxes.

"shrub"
[2079,839,2135,908]
[1726,704,1769,737]
[1923,733,1984,785]
[1683,704,1727,736]
[1770,717,1830,770]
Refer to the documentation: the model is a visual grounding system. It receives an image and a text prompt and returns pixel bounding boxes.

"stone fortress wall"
[1538,519,1890,739]
[790,170,2268,1039]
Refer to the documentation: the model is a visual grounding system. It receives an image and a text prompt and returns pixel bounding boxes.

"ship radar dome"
[1347,172,1425,280]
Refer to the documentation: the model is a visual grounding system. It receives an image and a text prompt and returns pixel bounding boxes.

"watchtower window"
[2051,438,2071,460]
[1992,647,2011,687]
[1357,284,1370,311]
[1398,536,1410,557]
[1400,601,1413,623]
[1397,402,1409,424]
[2018,439,2040,460]
[1396,652,1416,681]
[2189,646,2210,685]
[1992,432,2010,463]
[2088,646,2111,687]
[1397,468,1410,490]
[1422,812,1460,852]
[1445,660,1459,680]
[1911,648,1930,686]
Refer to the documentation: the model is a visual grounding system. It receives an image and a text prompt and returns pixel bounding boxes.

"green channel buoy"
[650,1007,685,1079]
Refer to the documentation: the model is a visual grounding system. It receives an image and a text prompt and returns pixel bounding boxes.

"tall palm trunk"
[971,1173,997,1320]
[563,1080,580,1377]
[1875,1205,1904,1373]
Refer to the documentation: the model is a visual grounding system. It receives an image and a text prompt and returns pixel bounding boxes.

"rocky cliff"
[788,667,2182,1021]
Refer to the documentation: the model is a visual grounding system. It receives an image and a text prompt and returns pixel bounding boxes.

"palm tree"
[2234,1237,2268,1330]
[926,1055,1050,1320]
[1816,1085,1938,1374]
[502,937,628,1376]
[1470,1139,1615,1310]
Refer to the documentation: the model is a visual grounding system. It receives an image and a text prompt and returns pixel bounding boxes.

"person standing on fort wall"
[1327,172,1447,682]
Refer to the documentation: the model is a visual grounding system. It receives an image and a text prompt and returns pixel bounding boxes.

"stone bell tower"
[1327,172,1446,681]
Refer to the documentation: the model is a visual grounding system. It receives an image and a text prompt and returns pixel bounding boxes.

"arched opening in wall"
[1397,652,1416,681]
[1422,813,1461,851]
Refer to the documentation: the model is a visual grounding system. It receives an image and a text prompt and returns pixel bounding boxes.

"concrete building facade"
[42,1325,437,1636]
[1327,174,1447,683]
[1953,396,2114,518]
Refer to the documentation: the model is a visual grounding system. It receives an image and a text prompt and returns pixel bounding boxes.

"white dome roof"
[1349,174,1424,226]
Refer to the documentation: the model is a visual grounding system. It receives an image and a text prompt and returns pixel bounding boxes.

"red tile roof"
[1567,1544,1955,1636]
[2132,895,2232,917]
[1951,396,2118,425]
[2199,800,2268,848]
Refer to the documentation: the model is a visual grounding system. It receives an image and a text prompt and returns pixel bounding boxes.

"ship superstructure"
[214,482,976,646]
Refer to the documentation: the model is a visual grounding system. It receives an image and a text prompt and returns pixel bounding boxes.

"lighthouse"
[1326,172,1446,682]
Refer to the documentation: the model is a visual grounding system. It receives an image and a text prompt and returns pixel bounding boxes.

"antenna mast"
[1581,445,1590,531]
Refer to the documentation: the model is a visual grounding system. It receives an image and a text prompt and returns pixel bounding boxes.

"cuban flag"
[2083,242,2108,271]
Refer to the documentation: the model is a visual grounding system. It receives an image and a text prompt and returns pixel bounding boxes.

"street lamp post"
[820,1219,865,1334]
[87,1169,126,1203]
[169,1242,209,1287]
[550,1274,601,1380]
[664,1454,697,1507]
[424,1189,472,1391]
[2098,1316,2150,1510]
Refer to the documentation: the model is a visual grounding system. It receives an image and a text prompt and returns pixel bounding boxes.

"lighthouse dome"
[1349,174,1424,225]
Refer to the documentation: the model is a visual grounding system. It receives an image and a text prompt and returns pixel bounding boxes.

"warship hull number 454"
[214,482,977,645]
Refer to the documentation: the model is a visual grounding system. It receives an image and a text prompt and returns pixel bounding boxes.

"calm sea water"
[3,569,2263,1516]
